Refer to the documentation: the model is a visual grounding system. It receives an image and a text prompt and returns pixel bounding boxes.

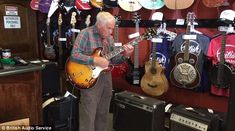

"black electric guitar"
[125,13,144,85]
[210,32,234,88]
[141,37,169,96]
[43,17,56,60]
[170,12,200,89]
[57,13,65,69]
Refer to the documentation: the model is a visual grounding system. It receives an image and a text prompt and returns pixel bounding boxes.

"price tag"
[182,34,197,40]
[176,19,185,25]
[58,38,67,41]
[71,28,80,33]
[152,38,163,43]
[114,42,122,46]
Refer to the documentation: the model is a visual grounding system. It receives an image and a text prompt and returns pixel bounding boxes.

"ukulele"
[141,37,169,96]
[43,17,56,60]
[65,28,156,89]
[125,13,144,85]
[210,32,233,88]
[111,15,128,77]
[170,12,200,89]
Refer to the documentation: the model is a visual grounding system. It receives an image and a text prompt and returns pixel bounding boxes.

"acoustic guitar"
[210,32,233,88]
[170,12,200,89]
[43,17,56,60]
[65,28,156,89]
[75,0,92,10]
[118,0,142,12]
[30,0,40,10]
[202,0,226,8]
[141,37,169,96]
[138,0,164,10]
[90,0,104,8]
[164,0,194,10]
[103,0,118,8]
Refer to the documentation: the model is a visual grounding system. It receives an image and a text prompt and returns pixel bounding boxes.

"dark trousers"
[79,73,112,131]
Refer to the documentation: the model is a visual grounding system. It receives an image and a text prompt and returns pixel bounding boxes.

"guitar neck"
[151,41,157,67]
[134,21,140,68]
[72,24,76,44]
[114,25,119,43]
[219,32,226,64]
[104,35,144,60]
[46,18,51,46]
[183,24,190,61]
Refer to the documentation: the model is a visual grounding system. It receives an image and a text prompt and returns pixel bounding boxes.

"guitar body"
[164,0,194,9]
[125,59,144,85]
[44,45,56,60]
[90,0,104,8]
[118,0,142,12]
[66,47,110,89]
[138,0,164,10]
[30,0,39,10]
[141,60,169,96]
[170,52,200,89]
[111,61,128,77]
[39,0,52,13]
[202,0,225,7]
[210,62,232,88]
[103,0,118,7]
[76,0,92,10]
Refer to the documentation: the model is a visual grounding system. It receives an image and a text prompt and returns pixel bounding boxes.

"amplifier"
[113,91,165,131]
[170,105,220,131]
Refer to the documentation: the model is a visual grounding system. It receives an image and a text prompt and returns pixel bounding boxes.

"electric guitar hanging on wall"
[210,32,234,88]
[170,12,200,89]
[111,15,128,77]
[57,13,64,68]
[141,37,169,96]
[125,13,144,85]
[43,17,56,60]
[65,28,156,89]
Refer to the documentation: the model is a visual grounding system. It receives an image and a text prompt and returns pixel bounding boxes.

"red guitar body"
[30,0,39,10]
[111,61,128,77]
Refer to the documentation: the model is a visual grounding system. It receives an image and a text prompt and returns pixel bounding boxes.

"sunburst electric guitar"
[141,37,169,96]
[65,28,156,89]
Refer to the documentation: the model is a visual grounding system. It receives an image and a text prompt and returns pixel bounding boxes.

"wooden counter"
[0,64,44,125]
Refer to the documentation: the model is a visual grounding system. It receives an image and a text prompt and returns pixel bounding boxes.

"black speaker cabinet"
[42,62,61,98]
[113,91,165,131]
[170,105,220,131]
[43,96,78,131]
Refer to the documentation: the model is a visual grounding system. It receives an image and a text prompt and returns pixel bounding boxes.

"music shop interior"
[0,0,235,131]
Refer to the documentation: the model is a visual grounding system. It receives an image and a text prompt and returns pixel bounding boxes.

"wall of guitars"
[32,0,235,113]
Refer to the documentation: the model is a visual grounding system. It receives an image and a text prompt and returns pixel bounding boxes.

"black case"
[113,91,165,131]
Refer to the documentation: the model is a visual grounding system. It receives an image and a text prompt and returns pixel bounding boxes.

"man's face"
[98,21,115,38]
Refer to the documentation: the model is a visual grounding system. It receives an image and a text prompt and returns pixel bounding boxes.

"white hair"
[96,11,115,26]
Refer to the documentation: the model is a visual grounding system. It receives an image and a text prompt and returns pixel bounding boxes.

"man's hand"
[123,44,134,58]
[93,56,109,68]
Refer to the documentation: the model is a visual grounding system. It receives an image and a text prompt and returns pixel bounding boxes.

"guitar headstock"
[142,28,157,40]
[85,14,91,27]
[46,17,50,26]
[58,13,63,26]
[70,12,77,26]
[114,15,121,27]
[132,12,141,24]
[186,12,196,26]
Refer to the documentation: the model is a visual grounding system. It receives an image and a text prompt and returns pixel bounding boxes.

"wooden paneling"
[0,0,38,59]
